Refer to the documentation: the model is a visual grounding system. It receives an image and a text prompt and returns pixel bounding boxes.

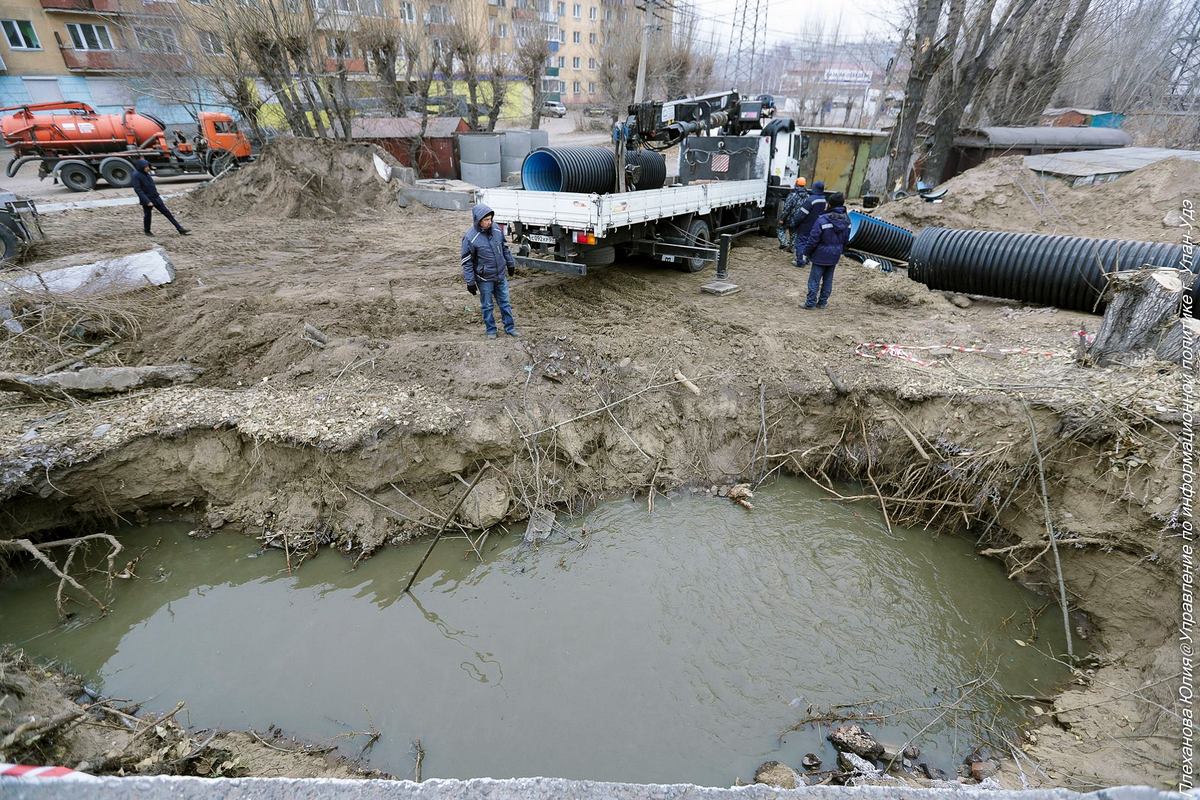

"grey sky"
[678,0,903,48]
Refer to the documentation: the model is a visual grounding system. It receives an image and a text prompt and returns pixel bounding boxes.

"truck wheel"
[99,157,135,188]
[579,245,615,267]
[58,162,97,192]
[0,225,18,262]
[678,219,712,273]
[207,150,235,176]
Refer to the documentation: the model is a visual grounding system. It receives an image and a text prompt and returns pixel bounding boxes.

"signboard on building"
[822,68,872,85]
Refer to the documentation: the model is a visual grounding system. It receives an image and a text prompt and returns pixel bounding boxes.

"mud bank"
[1,367,1183,788]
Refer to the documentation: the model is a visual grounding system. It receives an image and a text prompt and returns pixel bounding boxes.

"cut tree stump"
[1086,268,1197,366]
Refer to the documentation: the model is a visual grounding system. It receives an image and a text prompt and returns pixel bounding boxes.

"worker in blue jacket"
[796,191,850,309]
[776,177,808,250]
[461,203,518,339]
[787,180,826,267]
[131,159,189,236]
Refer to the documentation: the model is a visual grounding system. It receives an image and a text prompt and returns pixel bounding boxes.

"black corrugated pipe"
[626,150,666,191]
[521,147,667,193]
[909,227,1190,314]
[848,211,914,262]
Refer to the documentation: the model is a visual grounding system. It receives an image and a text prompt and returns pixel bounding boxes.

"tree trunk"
[465,70,481,130]
[885,0,945,195]
[1086,269,1197,365]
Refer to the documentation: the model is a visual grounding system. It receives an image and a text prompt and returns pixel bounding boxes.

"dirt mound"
[876,154,1197,244]
[189,137,406,220]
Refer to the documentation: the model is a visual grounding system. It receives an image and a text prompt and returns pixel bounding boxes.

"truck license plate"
[526,234,556,244]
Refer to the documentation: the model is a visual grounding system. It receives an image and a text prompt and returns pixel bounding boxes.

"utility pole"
[633,0,655,104]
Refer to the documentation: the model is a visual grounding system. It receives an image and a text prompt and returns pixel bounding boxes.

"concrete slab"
[701,280,742,296]
[1024,147,1200,182]
[0,776,1186,800]
[0,248,174,298]
[403,182,476,212]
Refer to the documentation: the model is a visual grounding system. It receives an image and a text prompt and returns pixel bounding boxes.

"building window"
[588,5,595,18]
[326,36,350,59]
[357,0,382,14]
[588,31,596,44]
[135,26,179,53]
[67,23,114,51]
[489,20,508,38]
[572,2,580,17]
[557,55,564,67]
[604,8,611,19]
[572,80,580,93]
[426,3,449,23]
[572,56,580,68]
[1,20,40,50]
[556,1,564,13]
[398,0,415,21]
[588,80,595,92]
[572,30,579,43]
[588,57,595,69]
[198,30,223,54]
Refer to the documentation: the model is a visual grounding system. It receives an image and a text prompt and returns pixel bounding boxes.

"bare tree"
[514,23,550,128]
[595,11,644,117]
[1049,0,1179,113]
[356,13,409,116]
[444,0,490,129]
[885,0,951,194]
[397,0,437,166]
[986,0,1094,124]
[920,0,1036,183]
[481,31,512,131]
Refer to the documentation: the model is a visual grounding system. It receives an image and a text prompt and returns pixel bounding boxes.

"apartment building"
[549,0,628,106]
[0,0,629,126]
[0,0,224,123]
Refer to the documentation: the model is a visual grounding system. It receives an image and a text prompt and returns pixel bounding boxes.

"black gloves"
[507,265,515,278]
[467,283,478,295]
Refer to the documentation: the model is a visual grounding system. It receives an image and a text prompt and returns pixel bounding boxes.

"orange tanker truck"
[1,101,254,192]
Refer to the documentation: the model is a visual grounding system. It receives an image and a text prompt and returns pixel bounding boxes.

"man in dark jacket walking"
[776,177,808,250]
[132,159,189,236]
[461,203,518,339]
[796,191,850,309]
[787,180,826,267]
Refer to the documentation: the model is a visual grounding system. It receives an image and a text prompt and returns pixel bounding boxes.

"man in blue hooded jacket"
[796,191,850,309]
[787,180,826,267]
[131,159,189,236]
[461,204,518,339]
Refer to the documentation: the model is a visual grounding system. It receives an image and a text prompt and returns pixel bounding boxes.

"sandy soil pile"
[190,137,405,220]
[877,155,1198,244]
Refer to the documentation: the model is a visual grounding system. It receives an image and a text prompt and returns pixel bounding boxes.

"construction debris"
[0,248,174,304]
[0,364,202,399]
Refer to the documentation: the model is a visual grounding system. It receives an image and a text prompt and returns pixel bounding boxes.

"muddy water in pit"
[1,478,1073,785]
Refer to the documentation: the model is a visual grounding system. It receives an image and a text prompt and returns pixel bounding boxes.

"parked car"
[583,105,612,118]
[542,101,567,118]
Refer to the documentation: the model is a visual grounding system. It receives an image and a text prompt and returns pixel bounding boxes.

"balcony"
[324,57,367,73]
[40,0,120,13]
[60,46,189,72]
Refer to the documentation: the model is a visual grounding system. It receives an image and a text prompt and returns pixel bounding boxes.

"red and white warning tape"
[856,335,1086,367]
[1,763,97,781]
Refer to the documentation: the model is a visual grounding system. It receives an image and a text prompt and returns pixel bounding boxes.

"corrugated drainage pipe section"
[909,227,1188,314]
[521,147,667,193]
[848,211,914,262]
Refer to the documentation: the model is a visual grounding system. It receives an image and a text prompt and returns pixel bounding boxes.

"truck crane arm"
[619,90,774,150]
